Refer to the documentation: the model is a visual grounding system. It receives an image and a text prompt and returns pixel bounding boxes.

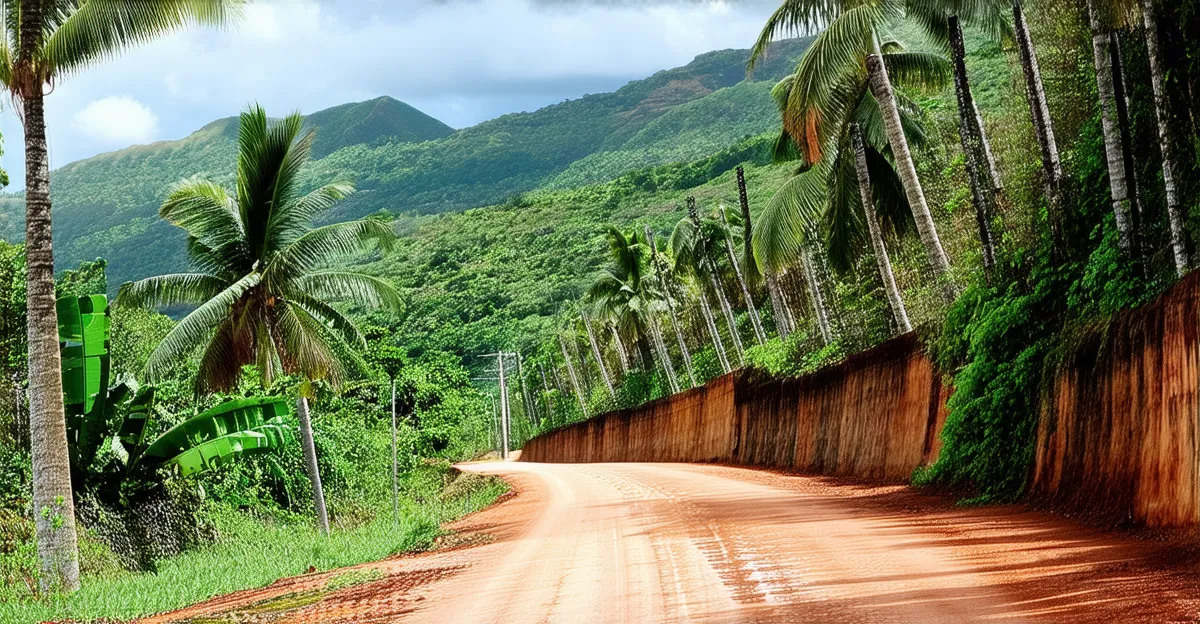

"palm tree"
[588,226,679,393]
[715,205,767,345]
[0,0,240,592]
[580,311,616,400]
[735,166,796,339]
[645,226,698,388]
[118,105,401,536]
[1086,0,1141,259]
[759,52,943,335]
[1140,0,1189,275]
[672,198,745,368]
[1010,0,1065,244]
[751,0,957,302]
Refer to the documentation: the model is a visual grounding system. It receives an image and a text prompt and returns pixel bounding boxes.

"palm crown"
[588,226,661,350]
[118,104,401,394]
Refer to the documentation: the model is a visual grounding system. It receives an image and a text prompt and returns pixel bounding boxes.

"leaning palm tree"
[0,0,240,592]
[672,198,745,369]
[118,105,400,536]
[588,227,680,393]
[758,54,944,335]
[750,0,957,301]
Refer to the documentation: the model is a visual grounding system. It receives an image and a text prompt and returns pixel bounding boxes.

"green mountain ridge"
[0,38,811,289]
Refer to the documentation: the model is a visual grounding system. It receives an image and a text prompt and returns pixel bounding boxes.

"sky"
[0,0,782,190]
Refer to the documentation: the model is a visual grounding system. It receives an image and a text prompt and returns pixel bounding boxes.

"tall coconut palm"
[905,1,1012,277]
[1010,0,1065,244]
[1140,0,1189,275]
[759,52,943,335]
[1086,0,1141,259]
[0,0,240,592]
[735,166,795,338]
[645,226,698,388]
[580,311,615,400]
[750,0,957,302]
[672,198,746,367]
[715,205,767,345]
[118,105,401,536]
[588,226,679,393]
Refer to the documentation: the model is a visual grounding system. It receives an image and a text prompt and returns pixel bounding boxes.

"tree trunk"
[644,226,698,387]
[516,354,537,427]
[1013,0,1065,247]
[949,15,998,279]
[609,326,631,375]
[582,314,615,399]
[696,286,732,374]
[297,395,330,536]
[1111,34,1144,241]
[22,86,81,592]
[635,335,655,374]
[1087,0,1139,258]
[765,272,793,338]
[718,209,766,344]
[973,101,1002,192]
[687,198,745,366]
[558,335,589,417]
[801,247,834,345]
[1141,0,1189,275]
[648,314,680,394]
[865,48,956,302]
[852,125,912,334]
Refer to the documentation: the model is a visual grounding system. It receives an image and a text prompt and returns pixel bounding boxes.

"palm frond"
[43,0,240,78]
[881,51,952,92]
[159,178,247,257]
[266,181,356,251]
[116,273,229,310]
[275,300,348,387]
[293,271,403,312]
[748,0,850,73]
[236,105,306,257]
[292,295,366,349]
[824,143,867,273]
[144,272,261,382]
[754,165,827,273]
[266,219,395,284]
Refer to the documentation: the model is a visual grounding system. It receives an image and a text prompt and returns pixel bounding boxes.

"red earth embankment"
[1034,273,1200,526]
[521,333,948,481]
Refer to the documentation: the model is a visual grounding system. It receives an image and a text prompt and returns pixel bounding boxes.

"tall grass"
[0,472,506,624]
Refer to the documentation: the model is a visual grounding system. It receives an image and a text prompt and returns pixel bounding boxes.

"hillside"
[0,38,812,289]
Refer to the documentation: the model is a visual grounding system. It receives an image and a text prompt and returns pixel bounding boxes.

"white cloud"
[71,96,159,144]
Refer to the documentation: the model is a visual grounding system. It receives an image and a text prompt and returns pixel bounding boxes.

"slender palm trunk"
[582,314,615,399]
[1111,34,1144,239]
[1087,0,1138,258]
[852,125,912,334]
[949,16,998,278]
[696,286,732,373]
[645,226,698,387]
[558,335,589,417]
[718,210,766,344]
[1141,0,1188,274]
[648,314,680,394]
[865,43,955,302]
[801,247,834,345]
[538,365,553,424]
[297,395,329,536]
[517,355,537,427]
[1140,0,1188,274]
[765,272,792,338]
[22,85,81,591]
[732,168,767,344]
[1013,0,1065,247]
[687,198,744,366]
[973,101,1002,192]
[609,326,631,375]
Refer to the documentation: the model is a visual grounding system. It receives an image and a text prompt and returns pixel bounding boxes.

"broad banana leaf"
[117,384,156,454]
[57,295,111,467]
[163,418,294,476]
[135,397,293,476]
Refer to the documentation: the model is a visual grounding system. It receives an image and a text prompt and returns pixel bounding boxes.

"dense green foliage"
[0,40,811,290]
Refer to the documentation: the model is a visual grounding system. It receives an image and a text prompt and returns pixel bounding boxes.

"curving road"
[149,460,1200,623]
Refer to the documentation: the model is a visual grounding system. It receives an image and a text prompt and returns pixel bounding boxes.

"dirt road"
[149,461,1200,623]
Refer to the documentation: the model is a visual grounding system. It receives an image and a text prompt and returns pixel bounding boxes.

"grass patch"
[0,468,507,624]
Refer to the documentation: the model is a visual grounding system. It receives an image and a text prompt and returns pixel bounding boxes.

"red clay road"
[147,461,1200,623]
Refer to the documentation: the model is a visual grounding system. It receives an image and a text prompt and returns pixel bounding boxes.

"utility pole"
[391,377,399,523]
[479,352,515,459]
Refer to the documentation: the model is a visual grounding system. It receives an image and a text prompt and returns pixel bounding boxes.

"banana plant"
[58,295,294,485]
